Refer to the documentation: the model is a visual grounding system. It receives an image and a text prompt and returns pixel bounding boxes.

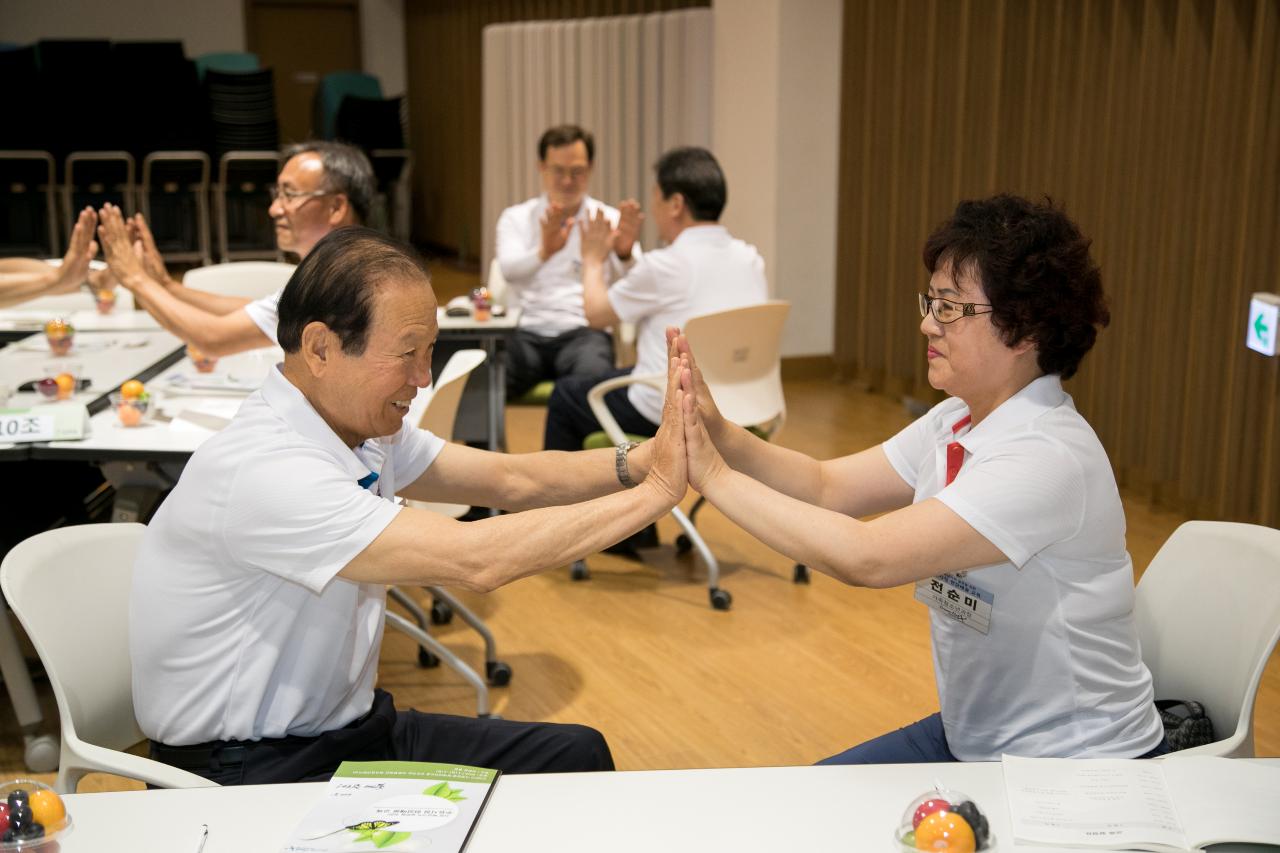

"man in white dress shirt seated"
[98,140,372,357]
[132,226,692,785]
[543,146,768,452]
[495,124,643,399]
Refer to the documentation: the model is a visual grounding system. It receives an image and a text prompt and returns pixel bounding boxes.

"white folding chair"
[181,260,296,300]
[0,524,216,792]
[1135,520,1280,757]
[384,350,513,718]
[577,301,791,609]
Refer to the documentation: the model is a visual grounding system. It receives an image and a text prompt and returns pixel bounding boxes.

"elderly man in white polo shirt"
[495,124,643,398]
[673,194,1169,764]
[98,140,372,357]
[543,147,767,452]
[132,227,691,785]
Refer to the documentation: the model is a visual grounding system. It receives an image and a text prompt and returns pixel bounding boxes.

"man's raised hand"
[613,199,643,260]
[578,208,613,265]
[97,204,149,287]
[643,337,690,506]
[538,203,574,261]
[52,207,99,293]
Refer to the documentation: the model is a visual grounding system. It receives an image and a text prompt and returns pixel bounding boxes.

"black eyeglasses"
[267,185,333,206]
[918,293,993,325]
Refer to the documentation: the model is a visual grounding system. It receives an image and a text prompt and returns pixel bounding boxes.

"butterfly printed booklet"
[281,761,500,852]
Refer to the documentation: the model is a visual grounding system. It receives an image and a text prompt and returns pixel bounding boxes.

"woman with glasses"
[670,194,1169,764]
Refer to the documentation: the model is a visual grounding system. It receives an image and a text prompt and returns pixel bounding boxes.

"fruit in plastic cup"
[472,286,492,321]
[40,363,82,401]
[110,391,151,428]
[0,778,71,848]
[43,319,74,356]
[187,344,218,374]
[894,787,993,852]
[94,287,117,314]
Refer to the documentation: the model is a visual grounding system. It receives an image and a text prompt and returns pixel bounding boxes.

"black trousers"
[149,689,614,785]
[543,367,660,451]
[505,327,614,399]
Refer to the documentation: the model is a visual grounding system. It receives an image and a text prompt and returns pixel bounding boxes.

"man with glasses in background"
[98,141,373,357]
[494,125,643,399]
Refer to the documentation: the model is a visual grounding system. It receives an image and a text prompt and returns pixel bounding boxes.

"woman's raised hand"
[644,337,690,506]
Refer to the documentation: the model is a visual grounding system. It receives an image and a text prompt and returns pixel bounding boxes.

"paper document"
[1003,754,1280,851]
[281,761,499,853]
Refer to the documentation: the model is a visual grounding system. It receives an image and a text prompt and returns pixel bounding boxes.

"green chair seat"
[583,431,648,450]
[510,380,555,406]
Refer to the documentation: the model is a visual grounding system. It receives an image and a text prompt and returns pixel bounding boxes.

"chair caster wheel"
[23,734,58,773]
[430,599,454,625]
[417,647,441,668]
[570,560,590,581]
[709,587,732,610]
[675,534,693,554]
[486,660,513,686]
[793,563,811,584]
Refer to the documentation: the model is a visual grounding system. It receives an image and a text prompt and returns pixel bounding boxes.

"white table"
[0,308,162,337]
[0,330,183,412]
[55,760,1280,853]
[36,347,282,464]
[437,306,520,451]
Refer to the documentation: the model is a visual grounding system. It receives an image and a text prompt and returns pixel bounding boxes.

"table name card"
[0,404,89,443]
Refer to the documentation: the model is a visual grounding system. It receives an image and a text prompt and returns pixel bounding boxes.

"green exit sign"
[1247,293,1280,356]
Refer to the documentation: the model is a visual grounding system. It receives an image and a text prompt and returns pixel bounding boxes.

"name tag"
[0,412,55,442]
[914,573,994,634]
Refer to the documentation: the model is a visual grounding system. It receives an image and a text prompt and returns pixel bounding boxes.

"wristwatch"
[615,440,642,488]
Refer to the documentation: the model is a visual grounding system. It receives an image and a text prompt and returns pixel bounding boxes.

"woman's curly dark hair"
[922,194,1109,379]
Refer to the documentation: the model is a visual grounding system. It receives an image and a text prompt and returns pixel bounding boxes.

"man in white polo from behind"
[99,140,371,356]
[543,146,768,451]
[495,124,642,398]
[132,227,692,785]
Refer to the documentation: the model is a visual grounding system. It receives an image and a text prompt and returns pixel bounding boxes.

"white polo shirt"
[495,194,639,335]
[607,225,767,423]
[131,365,445,745]
[882,374,1163,760]
[243,289,283,345]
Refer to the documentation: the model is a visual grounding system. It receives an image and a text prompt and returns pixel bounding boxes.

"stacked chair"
[0,44,56,256]
[333,94,413,241]
[205,67,279,156]
[205,67,281,261]
[0,41,411,263]
[315,71,382,141]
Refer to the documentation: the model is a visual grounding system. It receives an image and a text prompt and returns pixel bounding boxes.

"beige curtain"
[480,8,713,274]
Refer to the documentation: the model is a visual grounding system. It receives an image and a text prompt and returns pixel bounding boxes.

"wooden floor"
[4,376,1276,794]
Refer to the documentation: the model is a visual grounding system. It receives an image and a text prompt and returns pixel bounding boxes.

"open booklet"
[1003,754,1280,851]
[281,761,500,853]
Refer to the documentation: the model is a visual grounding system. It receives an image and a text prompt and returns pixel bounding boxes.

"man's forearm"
[167,281,253,315]
[581,258,614,328]
[496,446,629,510]
[125,272,268,355]
[347,479,674,589]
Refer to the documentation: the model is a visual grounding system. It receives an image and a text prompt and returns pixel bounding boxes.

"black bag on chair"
[1156,699,1215,751]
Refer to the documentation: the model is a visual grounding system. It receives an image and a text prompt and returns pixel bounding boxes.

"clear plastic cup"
[110,391,152,428]
[39,363,82,401]
[186,344,218,374]
[0,778,72,849]
[43,319,74,356]
[93,287,118,314]
[894,787,994,852]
